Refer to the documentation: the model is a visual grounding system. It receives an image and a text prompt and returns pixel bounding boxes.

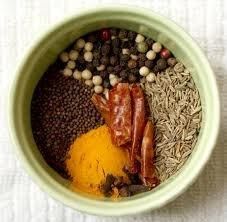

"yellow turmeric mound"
[65,125,130,196]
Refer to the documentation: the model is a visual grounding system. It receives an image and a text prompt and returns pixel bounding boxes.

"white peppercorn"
[63,68,73,77]
[92,75,103,85]
[122,48,130,55]
[137,42,148,53]
[146,72,156,82]
[146,50,156,60]
[139,66,150,76]
[59,52,69,63]
[69,50,79,61]
[85,79,93,87]
[73,70,82,80]
[75,38,85,49]
[110,77,119,86]
[84,51,93,62]
[97,64,105,71]
[130,54,138,60]
[152,42,162,53]
[94,85,103,94]
[84,42,93,51]
[135,34,145,43]
[81,69,92,80]
[109,73,116,80]
[67,60,76,69]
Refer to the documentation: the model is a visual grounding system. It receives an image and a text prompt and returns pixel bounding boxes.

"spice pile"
[31,28,202,198]
[141,64,202,182]
[58,28,176,97]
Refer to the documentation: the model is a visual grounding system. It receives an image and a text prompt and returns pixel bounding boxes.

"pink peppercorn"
[100,29,111,41]
[160,48,171,59]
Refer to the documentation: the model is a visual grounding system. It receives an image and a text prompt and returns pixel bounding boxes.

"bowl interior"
[10,7,219,215]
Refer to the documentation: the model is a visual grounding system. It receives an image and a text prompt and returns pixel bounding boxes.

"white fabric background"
[0,0,226,221]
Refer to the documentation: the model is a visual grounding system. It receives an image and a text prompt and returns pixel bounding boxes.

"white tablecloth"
[0,0,226,221]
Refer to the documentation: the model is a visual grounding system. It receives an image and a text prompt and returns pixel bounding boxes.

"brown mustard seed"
[31,64,103,178]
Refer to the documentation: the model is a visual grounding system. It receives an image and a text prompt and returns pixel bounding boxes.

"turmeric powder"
[65,125,130,196]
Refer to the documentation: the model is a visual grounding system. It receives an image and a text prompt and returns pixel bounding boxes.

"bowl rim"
[8,5,220,216]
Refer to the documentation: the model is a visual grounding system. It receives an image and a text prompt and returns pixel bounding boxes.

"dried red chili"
[130,84,146,173]
[109,83,132,147]
[141,121,158,187]
[91,94,110,125]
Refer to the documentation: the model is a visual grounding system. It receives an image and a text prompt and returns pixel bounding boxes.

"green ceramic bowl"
[9,6,220,216]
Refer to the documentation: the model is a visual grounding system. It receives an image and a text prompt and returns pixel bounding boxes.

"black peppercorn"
[120,60,127,67]
[101,44,111,55]
[157,58,167,70]
[118,29,128,39]
[100,56,109,66]
[110,28,118,36]
[120,54,130,61]
[112,38,120,47]
[77,55,86,64]
[119,70,128,80]
[112,47,120,55]
[138,53,146,62]
[110,56,118,66]
[128,73,137,83]
[145,38,154,47]
[93,59,100,67]
[128,59,137,69]
[145,60,154,69]
[93,50,101,59]
[128,31,137,40]
[87,34,97,43]
[114,65,122,73]
[138,60,145,67]
[153,65,160,73]
[121,41,130,48]
[103,78,111,88]
[86,62,95,72]
[77,62,86,71]
[93,41,102,50]
[130,46,137,55]
[167,57,177,67]
[107,66,114,73]
[131,68,139,75]
[99,71,107,78]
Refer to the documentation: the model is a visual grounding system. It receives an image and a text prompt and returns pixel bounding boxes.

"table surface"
[0,0,226,221]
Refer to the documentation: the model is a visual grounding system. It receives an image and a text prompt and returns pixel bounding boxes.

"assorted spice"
[31,28,202,198]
